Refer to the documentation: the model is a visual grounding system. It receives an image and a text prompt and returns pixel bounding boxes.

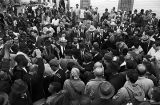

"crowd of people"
[0,2,160,105]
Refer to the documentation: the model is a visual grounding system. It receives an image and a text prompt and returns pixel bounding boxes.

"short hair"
[126,60,137,69]
[152,13,156,16]
[50,82,61,93]
[14,54,28,67]
[137,64,146,76]
[126,70,138,83]
[67,62,76,71]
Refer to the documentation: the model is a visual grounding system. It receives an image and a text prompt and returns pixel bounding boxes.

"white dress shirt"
[52,19,60,26]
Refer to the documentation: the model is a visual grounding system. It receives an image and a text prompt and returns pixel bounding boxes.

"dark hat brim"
[98,82,115,99]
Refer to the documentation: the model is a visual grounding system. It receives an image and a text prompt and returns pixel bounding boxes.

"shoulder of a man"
[136,77,154,84]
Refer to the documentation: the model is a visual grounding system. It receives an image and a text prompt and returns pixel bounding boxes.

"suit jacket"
[11,44,19,54]
[52,69,66,88]
[109,73,126,95]
[35,36,44,48]
[12,58,45,102]
[44,45,59,61]
[56,45,65,58]
[92,51,103,63]
[82,61,94,72]
[31,58,45,102]
[131,14,139,23]
[151,18,159,27]
[80,29,86,39]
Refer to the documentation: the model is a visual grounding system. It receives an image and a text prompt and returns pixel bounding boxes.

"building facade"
[118,0,134,11]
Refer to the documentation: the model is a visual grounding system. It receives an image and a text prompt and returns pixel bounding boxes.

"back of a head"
[94,62,103,70]
[126,59,137,69]
[67,62,76,71]
[137,64,146,76]
[94,67,104,77]
[127,70,138,83]
[14,54,28,67]
[71,67,80,80]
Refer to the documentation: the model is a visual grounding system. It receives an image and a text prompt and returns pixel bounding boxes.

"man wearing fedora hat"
[91,81,117,105]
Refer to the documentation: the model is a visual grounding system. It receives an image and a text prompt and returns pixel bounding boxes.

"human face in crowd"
[73,37,78,44]
[14,39,19,45]
[76,4,79,8]
[31,31,38,37]
[134,10,137,14]
[117,11,121,15]
[152,15,156,19]
[29,64,38,76]
[134,30,139,35]
[48,84,53,93]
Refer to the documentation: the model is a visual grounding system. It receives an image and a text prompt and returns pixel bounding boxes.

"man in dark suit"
[91,42,103,63]
[11,37,19,54]
[49,59,66,89]
[56,37,68,58]
[71,37,80,50]
[131,9,140,25]
[30,30,44,48]
[150,13,159,28]
[13,49,46,103]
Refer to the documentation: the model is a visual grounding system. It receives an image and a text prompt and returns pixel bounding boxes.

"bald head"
[137,64,146,76]
[93,67,104,77]
[94,62,103,70]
